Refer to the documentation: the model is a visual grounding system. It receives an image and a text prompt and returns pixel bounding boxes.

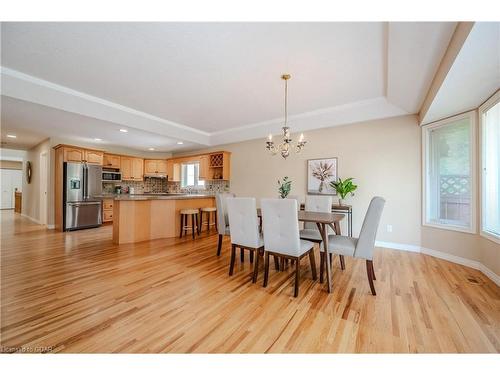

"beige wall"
[177,114,422,246]
[22,139,51,223]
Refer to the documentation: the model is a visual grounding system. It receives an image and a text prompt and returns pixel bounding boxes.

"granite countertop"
[99,193,216,201]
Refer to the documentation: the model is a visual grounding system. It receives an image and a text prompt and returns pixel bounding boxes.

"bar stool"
[179,208,200,239]
[200,207,217,232]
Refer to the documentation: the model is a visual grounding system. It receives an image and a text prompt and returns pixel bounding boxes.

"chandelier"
[266,74,306,159]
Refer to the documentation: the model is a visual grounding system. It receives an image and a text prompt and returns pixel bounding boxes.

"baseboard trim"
[20,213,41,224]
[375,240,500,287]
[47,224,55,230]
[375,241,421,253]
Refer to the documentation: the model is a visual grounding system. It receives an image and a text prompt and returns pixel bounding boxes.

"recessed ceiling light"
[119,129,128,133]
[148,147,155,151]
[6,134,17,138]
[94,138,102,141]
[177,141,184,145]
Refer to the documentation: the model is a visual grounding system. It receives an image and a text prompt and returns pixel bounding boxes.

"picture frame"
[307,157,338,195]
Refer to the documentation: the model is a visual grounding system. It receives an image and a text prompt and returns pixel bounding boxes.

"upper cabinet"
[103,154,121,169]
[59,146,103,165]
[144,159,167,176]
[121,156,144,181]
[166,151,231,181]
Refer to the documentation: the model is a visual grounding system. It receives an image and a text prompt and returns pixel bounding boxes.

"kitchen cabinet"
[103,154,121,169]
[63,147,84,163]
[61,146,103,165]
[102,199,114,223]
[166,160,181,181]
[144,159,167,176]
[198,155,209,180]
[121,157,144,181]
[84,150,104,165]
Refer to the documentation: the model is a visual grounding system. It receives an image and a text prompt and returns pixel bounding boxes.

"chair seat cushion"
[201,207,217,212]
[320,235,357,257]
[299,228,323,242]
[180,208,199,215]
[299,239,315,255]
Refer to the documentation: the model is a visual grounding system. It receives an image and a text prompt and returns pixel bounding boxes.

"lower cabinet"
[103,199,114,223]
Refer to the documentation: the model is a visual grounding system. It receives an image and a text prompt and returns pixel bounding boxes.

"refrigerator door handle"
[83,164,88,200]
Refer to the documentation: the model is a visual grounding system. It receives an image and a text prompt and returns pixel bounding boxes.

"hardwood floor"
[1,210,499,353]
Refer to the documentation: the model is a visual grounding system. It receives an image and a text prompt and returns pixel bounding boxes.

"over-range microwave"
[102,170,122,182]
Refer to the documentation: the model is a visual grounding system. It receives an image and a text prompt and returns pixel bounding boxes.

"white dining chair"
[215,192,235,256]
[261,198,317,297]
[320,196,385,295]
[226,197,264,283]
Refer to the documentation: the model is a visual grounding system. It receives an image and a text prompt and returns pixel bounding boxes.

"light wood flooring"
[1,210,499,353]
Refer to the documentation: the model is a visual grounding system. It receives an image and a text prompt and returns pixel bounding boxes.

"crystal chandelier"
[266,74,306,159]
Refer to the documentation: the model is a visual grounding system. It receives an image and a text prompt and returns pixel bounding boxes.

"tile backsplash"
[103,178,229,195]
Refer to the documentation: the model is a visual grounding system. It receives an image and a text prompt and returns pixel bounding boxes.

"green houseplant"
[329,177,358,205]
[277,176,292,198]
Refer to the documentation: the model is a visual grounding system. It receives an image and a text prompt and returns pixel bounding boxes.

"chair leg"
[366,260,376,295]
[252,250,260,283]
[273,255,280,271]
[214,211,218,231]
[263,252,270,287]
[370,261,376,280]
[217,234,223,256]
[308,250,317,280]
[294,258,300,297]
[319,252,324,283]
[184,215,188,236]
[179,214,184,238]
[280,258,285,271]
[339,255,345,270]
[240,248,244,262]
[191,214,196,239]
[250,250,254,263]
[229,245,236,276]
[206,211,210,232]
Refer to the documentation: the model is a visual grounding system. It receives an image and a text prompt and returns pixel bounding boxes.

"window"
[181,162,205,188]
[480,92,500,242]
[423,112,476,233]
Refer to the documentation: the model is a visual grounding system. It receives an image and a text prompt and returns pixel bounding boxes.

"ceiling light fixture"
[265,74,306,159]
[94,138,102,141]
[148,147,155,151]
[119,129,128,133]
[6,134,17,138]
[177,141,184,145]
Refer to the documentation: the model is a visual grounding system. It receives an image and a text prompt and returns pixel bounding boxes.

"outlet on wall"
[387,224,393,233]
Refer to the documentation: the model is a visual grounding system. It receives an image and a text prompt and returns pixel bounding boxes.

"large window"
[181,162,205,189]
[480,92,500,242]
[423,112,476,232]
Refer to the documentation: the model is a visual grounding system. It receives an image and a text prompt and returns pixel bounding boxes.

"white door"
[40,152,48,225]
[1,169,13,209]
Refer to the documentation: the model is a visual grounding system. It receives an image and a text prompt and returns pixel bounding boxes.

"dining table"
[257,208,345,293]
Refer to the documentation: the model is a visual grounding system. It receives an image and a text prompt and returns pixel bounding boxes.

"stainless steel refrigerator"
[64,162,103,230]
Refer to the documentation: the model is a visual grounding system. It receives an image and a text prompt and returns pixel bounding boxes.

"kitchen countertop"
[98,193,216,201]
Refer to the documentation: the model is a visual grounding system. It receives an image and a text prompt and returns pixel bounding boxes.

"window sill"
[480,230,500,245]
[422,221,476,235]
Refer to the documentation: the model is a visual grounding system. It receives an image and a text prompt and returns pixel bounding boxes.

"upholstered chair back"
[226,198,261,248]
[261,198,301,256]
[304,195,333,231]
[354,196,385,260]
[216,192,236,235]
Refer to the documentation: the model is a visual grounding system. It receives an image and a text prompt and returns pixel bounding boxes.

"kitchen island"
[112,194,216,244]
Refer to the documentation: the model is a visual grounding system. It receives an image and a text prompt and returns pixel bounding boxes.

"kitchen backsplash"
[103,178,230,195]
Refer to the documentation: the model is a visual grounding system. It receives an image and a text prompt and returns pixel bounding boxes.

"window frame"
[180,161,205,189]
[479,90,500,244]
[422,111,477,234]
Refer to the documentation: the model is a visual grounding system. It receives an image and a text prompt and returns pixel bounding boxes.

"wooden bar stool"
[200,207,217,232]
[179,209,200,239]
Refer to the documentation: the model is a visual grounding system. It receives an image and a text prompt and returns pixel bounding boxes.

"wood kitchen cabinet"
[103,154,121,169]
[166,160,181,181]
[102,199,114,222]
[84,150,104,165]
[121,157,144,181]
[198,155,209,180]
[144,159,167,176]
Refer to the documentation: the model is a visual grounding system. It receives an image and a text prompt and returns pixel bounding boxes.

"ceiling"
[422,22,500,124]
[1,22,458,151]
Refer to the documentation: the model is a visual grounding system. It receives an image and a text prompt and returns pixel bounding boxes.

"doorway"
[1,169,22,209]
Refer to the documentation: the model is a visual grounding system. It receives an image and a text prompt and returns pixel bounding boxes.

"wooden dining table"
[257,208,345,293]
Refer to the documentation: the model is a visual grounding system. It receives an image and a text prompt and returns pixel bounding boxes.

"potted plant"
[329,177,358,206]
[277,176,292,198]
